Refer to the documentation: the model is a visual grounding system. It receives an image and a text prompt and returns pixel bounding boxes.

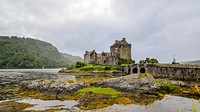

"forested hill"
[0,36,82,68]
[61,53,83,64]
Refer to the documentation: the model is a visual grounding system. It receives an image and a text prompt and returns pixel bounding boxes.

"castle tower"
[110,38,131,59]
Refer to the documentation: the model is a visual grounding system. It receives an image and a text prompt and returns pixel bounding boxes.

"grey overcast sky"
[0,0,200,63]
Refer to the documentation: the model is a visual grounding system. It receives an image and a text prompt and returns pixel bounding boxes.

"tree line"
[0,36,72,68]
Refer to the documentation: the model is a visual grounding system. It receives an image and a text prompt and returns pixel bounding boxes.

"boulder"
[20,80,83,94]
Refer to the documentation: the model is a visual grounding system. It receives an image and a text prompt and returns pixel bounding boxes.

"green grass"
[76,87,121,98]
[72,64,119,72]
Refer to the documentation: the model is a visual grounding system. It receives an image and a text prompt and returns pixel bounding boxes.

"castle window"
[115,48,118,53]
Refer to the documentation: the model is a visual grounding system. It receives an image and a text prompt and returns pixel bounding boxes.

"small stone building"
[84,50,97,64]
[84,38,132,65]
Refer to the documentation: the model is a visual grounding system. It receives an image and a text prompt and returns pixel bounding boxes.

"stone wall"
[125,64,200,81]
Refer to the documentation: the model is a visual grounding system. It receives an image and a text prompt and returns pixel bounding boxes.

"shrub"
[75,61,86,68]
[118,58,134,65]
[139,57,159,64]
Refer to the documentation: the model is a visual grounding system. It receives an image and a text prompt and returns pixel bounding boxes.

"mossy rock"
[155,80,180,92]
[76,87,121,98]
[138,73,154,79]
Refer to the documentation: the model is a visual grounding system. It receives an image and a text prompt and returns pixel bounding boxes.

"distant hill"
[180,60,200,64]
[61,53,83,63]
[0,36,82,68]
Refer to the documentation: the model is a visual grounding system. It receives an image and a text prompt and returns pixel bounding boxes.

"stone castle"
[84,38,131,65]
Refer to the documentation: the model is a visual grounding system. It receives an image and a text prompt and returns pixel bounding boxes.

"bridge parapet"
[146,64,200,69]
[124,64,200,81]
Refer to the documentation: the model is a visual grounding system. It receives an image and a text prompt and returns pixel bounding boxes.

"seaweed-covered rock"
[92,74,161,93]
[0,101,35,112]
[20,80,83,94]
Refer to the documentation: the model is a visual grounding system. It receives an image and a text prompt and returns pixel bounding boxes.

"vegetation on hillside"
[62,53,83,64]
[0,36,79,68]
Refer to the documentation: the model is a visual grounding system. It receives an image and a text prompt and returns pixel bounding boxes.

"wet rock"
[0,95,4,100]
[20,79,84,94]
[92,74,162,93]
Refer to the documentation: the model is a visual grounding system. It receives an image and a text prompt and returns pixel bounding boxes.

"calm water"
[0,69,199,112]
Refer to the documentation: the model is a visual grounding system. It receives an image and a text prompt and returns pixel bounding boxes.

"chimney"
[122,38,126,41]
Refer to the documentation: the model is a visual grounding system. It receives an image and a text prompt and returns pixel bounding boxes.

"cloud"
[0,0,200,63]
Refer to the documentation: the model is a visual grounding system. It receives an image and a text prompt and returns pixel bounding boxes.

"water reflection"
[13,95,200,112]
[84,95,199,112]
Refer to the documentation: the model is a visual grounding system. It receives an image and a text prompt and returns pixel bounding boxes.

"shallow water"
[0,69,200,111]
[18,99,78,111]
[14,95,199,112]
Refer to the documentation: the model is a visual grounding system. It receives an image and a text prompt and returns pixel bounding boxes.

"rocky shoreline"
[20,74,200,100]
[17,74,166,110]
[19,74,165,95]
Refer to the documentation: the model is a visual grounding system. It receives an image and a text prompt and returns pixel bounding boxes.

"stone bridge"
[124,64,200,81]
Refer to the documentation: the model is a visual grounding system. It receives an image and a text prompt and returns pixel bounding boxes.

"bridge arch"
[140,67,146,73]
[128,67,131,74]
[132,67,138,73]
